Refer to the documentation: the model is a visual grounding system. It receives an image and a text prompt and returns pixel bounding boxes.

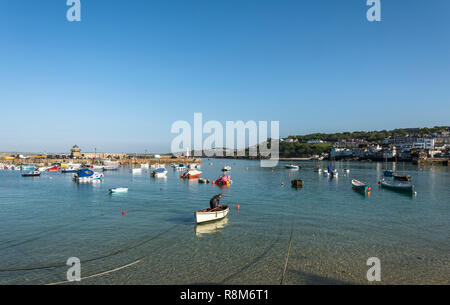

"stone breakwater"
[1,156,202,167]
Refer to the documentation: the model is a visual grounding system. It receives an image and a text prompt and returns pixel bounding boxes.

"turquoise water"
[0,160,449,284]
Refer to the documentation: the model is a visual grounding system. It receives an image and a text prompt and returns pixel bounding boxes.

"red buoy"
[122,211,126,216]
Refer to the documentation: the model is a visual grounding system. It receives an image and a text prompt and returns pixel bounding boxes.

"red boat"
[180,170,202,179]
[47,166,60,172]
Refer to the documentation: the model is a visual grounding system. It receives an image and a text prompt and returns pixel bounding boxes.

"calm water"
[0,159,449,285]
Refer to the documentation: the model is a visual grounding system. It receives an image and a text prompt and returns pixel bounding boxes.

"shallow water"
[0,160,449,284]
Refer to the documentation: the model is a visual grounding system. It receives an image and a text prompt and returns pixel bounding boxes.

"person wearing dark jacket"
[209,194,222,210]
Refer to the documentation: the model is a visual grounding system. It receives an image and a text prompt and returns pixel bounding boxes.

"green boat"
[352,179,370,193]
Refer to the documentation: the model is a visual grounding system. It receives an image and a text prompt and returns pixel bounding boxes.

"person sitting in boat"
[210,194,222,210]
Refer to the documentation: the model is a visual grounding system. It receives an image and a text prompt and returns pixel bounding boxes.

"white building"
[413,138,435,150]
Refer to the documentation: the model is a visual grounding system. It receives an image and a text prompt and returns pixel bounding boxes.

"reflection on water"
[195,217,229,237]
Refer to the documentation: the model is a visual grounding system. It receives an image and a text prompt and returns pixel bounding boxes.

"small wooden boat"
[195,205,229,224]
[393,174,411,181]
[291,179,303,188]
[352,179,370,193]
[22,170,41,177]
[109,187,128,193]
[384,170,394,177]
[380,179,415,194]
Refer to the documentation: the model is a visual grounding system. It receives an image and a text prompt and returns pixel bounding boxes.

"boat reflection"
[195,217,229,237]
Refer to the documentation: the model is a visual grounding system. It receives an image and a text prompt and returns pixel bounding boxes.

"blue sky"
[0,0,449,153]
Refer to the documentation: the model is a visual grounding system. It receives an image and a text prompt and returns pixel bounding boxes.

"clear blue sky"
[0,0,449,153]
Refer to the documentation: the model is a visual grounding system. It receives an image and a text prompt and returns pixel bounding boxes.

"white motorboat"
[181,169,202,179]
[131,168,142,174]
[285,164,299,170]
[151,168,167,178]
[195,205,229,224]
[73,169,104,183]
[176,164,186,171]
[109,187,128,193]
[22,170,41,177]
[221,165,231,171]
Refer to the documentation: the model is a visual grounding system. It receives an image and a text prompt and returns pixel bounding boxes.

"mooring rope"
[46,259,144,285]
[280,225,294,285]
[0,216,193,273]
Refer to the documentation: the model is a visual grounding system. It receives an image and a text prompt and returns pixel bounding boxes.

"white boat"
[131,168,142,174]
[195,205,230,224]
[22,170,41,177]
[188,163,201,169]
[176,164,186,171]
[285,164,299,170]
[222,165,231,171]
[181,169,202,179]
[140,163,149,169]
[109,187,128,193]
[151,168,167,178]
[73,169,104,183]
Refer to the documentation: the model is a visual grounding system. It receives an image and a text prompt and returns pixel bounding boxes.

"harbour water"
[0,159,448,284]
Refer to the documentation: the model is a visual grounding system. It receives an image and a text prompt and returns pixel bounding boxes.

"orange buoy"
[236,204,240,210]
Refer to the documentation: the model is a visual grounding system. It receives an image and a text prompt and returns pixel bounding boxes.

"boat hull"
[380,179,415,193]
[195,206,229,224]
[352,179,369,193]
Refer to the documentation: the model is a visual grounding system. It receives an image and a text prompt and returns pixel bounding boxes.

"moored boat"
[181,169,202,179]
[151,168,167,178]
[109,187,128,193]
[352,179,370,193]
[212,175,232,186]
[195,205,229,224]
[291,179,303,188]
[380,179,415,194]
[131,168,142,174]
[221,165,231,172]
[393,174,411,181]
[22,170,41,177]
[46,166,59,172]
[176,164,186,171]
[73,169,104,183]
[285,164,300,170]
